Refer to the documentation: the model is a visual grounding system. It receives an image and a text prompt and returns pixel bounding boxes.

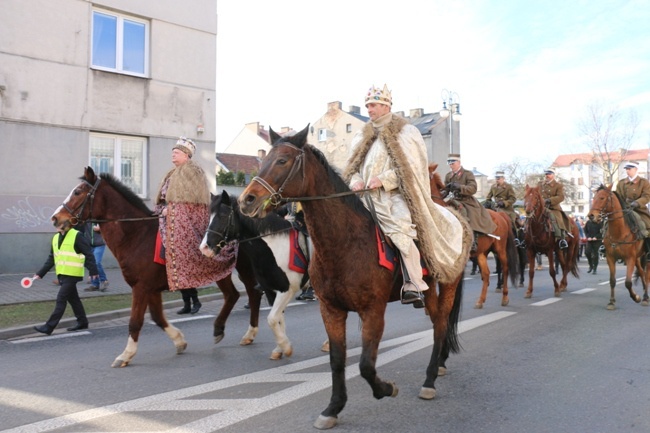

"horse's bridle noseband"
[250,142,305,206]
[61,178,101,225]
[205,204,238,251]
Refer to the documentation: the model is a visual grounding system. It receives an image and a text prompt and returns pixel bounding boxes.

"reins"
[250,142,374,205]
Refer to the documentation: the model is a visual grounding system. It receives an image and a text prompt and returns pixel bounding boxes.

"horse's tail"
[569,234,580,278]
[506,228,519,287]
[445,275,464,354]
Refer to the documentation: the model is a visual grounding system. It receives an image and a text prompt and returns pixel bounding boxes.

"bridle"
[60,178,102,226]
[249,142,372,205]
[591,190,625,222]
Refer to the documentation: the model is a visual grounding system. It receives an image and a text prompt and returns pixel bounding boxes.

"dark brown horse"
[239,126,470,430]
[51,167,264,367]
[523,185,580,297]
[428,164,518,308]
[587,184,649,309]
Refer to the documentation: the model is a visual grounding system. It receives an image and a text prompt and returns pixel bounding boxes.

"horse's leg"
[499,249,510,307]
[547,250,561,297]
[212,275,241,344]
[239,273,263,346]
[606,255,617,310]
[149,289,187,355]
[474,252,490,309]
[112,286,149,368]
[626,258,642,304]
[525,249,536,298]
[643,259,650,307]
[495,256,503,292]
[314,303,349,430]
[267,289,294,360]
[357,307,397,400]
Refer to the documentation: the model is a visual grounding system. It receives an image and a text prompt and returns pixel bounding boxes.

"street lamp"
[439,89,462,154]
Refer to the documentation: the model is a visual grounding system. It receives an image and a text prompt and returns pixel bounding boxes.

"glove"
[497,200,505,208]
[631,201,640,209]
[544,198,551,207]
[448,182,461,192]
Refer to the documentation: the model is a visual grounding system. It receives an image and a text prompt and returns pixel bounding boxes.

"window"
[578,205,584,213]
[318,128,327,142]
[578,178,584,185]
[92,9,149,77]
[346,124,352,133]
[90,133,147,196]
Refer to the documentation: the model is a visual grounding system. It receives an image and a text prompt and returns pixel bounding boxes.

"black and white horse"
[200,191,319,359]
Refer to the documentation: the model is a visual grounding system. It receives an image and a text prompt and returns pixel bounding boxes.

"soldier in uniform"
[615,161,650,253]
[584,215,603,274]
[486,171,518,226]
[538,168,570,249]
[444,154,497,252]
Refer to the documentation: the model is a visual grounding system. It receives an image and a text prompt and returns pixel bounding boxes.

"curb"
[0,293,225,341]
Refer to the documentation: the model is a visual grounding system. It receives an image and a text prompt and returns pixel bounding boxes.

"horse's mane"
[93,173,154,215]
[213,192,292,235]
[608,188,640,233]
[304,144,371,218]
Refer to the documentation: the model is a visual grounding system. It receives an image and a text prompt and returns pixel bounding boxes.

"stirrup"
[558,239,568,249]
[514,238,521,247]
[401,286,424,308]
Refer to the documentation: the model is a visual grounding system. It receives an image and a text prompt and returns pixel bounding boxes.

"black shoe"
[177,305,191,315]
[33,325,53,335]
[592,270,597,275]
[190,302,202,314]
[470,269,476,275]
[66,323,89,332]
[401,290,424,308]
[244,303,250,309]
[587,267,593,274]
[301,287,315,301]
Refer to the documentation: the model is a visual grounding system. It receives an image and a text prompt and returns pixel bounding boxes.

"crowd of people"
[29,84,649,332]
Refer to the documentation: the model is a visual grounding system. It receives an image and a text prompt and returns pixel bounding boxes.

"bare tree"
[579,101,640,184]
[496,158,548,199]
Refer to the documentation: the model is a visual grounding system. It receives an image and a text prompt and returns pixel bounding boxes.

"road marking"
[0,312,515,433]
[571,288,596,294]
[530,298,562,306]
[11,331,91,345]
[599,277,625,286]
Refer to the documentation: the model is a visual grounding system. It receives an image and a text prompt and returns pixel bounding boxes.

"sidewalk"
[0,267,246,340]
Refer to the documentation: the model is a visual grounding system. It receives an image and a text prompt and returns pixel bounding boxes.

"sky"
[215,0,650,176]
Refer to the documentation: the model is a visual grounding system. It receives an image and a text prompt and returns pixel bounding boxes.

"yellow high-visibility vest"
[52,229,85,277]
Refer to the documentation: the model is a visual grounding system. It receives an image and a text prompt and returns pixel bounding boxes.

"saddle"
[375,227,428,276]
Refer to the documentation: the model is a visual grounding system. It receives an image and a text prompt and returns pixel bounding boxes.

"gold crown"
[365,84,392,107]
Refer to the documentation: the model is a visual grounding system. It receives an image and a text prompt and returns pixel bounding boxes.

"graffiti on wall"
[0,196,61,233]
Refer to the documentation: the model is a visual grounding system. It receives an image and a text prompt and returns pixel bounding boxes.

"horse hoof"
[474,302,483,309]
[284,346,293,357]
[501,299,509,307]
[214,334,224,344]
[642,300,649,307]
[176,342,187,354]
[321,341,330,352]
[314,415,338,430]
[390,382,399,397]
[240,338,254,346]
[634,295,641,303]
[111,358,129,368]
[495,288,502,293]
[438,366,447,376]
[270,351,283,360]
[524,292,532,299]
[606,304,616,311]
[418,387,437,400]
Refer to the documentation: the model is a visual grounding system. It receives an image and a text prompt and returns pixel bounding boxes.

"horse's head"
[200,190,239,258]
[51,166,101,231]
[588,184,615,223]
[239,124,310,217]
[523,185,543,217]
[428,163,447,206]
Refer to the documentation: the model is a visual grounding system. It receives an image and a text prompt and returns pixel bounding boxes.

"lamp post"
[439,89,462,154]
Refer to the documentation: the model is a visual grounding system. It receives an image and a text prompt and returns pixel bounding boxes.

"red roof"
[552,149,650,167]
[216,153,261,174]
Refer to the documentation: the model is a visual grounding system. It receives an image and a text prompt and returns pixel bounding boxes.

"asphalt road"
[1,261,649,433]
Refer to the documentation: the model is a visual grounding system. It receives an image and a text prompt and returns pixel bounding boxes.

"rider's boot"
[470,232,478,253]
[400,243,427,309]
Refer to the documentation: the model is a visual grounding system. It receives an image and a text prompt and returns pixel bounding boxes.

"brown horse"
[50,167,266,367]
[239,126,471,430]
[587,184,649,309]
[428,164,518,308]
[523,185,580,297]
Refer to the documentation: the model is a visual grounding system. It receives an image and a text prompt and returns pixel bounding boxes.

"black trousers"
[586,240,602,270]
[45,275,88,329]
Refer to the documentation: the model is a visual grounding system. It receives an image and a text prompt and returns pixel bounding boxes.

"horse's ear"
[220,189,231,205]
[84,166,96,182]
[269,127,281,145]
[429,163,438,173]
[288,124,310,149]
[525,184,530,192]
[605,183,613,190]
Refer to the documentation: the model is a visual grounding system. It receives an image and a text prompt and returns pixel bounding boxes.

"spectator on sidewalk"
[31,223,98,335]
[83,222,109,292]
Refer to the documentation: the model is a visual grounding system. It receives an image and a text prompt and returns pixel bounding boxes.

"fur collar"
[158,160,210,205]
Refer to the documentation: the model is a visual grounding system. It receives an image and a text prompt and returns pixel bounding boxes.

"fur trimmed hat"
[173,137,196,158]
